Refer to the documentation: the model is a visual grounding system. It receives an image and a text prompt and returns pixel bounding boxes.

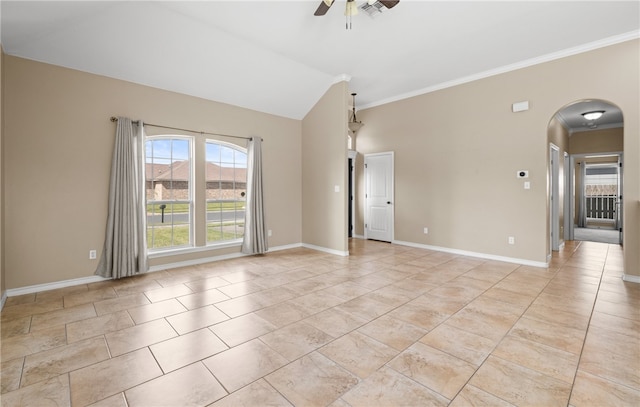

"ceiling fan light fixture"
[582,110,605,121]
[345,0,359,16]
[323,0,334,7]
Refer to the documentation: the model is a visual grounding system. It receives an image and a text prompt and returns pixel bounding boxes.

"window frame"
[204,139,248,246]
[145,135,195,253]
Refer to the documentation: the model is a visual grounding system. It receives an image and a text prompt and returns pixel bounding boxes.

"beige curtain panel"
[96,117,148,278]
[242,137,268,255]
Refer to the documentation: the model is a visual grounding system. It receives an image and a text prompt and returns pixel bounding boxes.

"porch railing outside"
[585,195,617,220]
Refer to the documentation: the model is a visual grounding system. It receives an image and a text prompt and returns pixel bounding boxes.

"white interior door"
[617,154,624,245]
[365,152,394,242]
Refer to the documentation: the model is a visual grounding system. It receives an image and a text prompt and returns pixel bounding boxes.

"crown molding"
[361,30,640,111]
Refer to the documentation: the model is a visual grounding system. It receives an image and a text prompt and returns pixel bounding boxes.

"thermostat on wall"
[517,170,529,178]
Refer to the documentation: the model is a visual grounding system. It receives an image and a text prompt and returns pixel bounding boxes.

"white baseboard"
[393,240,549,268]
[622,274,640,284]
[4,243,307,298]
[5,275,112,298]
[302,243,349,257]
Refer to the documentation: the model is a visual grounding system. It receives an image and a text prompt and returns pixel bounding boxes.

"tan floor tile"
[63,287,117,308]
[166,304,228,334]
[492,335,580,383]
[176,288,230,310]
[87,393,128,407]
[0,374,70,407]
[589,310,640,338]
[303,307,368,338]
[93,293,151,316]
[209,312,276,347]
[150,328,228,372]
[334,294,395,321]
[286,290,345,315]
[266,352,359,406]
[470,355,572,406]
[510,316,586,355]
[4,293,36,307]
[215,295,267,318]
[260,321,334,361]
[105,318,178,356]
[29,303,96,331]
[211,379,293,407]
[594,298,640,321]
[1,357,24,394]
[341,366,449,407]
[1,299,64,323]
[524,302,591,330]
[1,325,67,361]
[36,285,89,303]
[127,298,187,324]
[0,316,31,339]
[125,362,227,406]
[357,315,427,351]
[321,281,372,301]
[449,384,516,407]
[21,336,109,387]
[319,331,398,379]
[420,322,496,366]
[365,285,416,307]
[254,301,311,328]
[203,339,288,392]
[184,276,230,292]
[388,342,476,400]
[217,280,265,298]
[70,348,163,406]
[480,286,536,308]
[112,279,164,297]
[579,327,640,388]
[143,283,194,303]
[570,370,640,406]
[66,310,135,343]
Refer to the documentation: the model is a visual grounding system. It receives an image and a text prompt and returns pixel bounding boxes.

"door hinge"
[365,163,368,168]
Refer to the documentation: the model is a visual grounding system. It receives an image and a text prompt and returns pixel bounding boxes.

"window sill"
[148,240,243,259]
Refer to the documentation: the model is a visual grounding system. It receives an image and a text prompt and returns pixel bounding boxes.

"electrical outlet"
[89,250,97,260]
[508,236,515,245]
[423,227,428,234]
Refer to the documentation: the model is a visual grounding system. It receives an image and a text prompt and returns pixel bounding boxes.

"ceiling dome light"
[582,110,605,121]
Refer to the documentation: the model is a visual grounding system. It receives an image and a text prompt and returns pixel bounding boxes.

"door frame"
[348,150,357,239]
[364,151,394,242]
[567,151,623,244]
[549,143,560,252]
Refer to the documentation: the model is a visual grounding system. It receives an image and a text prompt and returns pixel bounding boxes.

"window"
[206,141,247,244]
[145,137,193,250]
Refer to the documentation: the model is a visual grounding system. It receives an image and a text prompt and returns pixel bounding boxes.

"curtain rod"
[109,116,257,141]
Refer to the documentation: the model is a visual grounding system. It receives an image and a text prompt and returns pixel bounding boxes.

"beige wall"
[301,82,349,254]
[570,127,624,155]
[356,39,639,276]
[3,56,302,289]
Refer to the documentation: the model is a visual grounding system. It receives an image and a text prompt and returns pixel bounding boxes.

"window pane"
[145,136,192,251]
[206,140,247,244]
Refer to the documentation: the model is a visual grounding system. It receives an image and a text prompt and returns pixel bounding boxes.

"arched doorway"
[547,99,624,251]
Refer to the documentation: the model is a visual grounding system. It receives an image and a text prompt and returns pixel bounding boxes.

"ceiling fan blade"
[379,0,400,9]
[314,0,335,16]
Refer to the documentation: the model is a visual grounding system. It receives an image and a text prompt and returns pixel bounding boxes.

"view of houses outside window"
[145,137,193,250]
[205,140,247,243]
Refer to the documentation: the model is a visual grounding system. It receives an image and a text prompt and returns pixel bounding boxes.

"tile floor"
[1,239,639,406]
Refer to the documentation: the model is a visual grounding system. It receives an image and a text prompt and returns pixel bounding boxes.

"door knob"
[387,201,391,204]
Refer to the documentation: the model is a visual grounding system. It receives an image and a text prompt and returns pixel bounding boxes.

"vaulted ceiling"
[2,1,639,120]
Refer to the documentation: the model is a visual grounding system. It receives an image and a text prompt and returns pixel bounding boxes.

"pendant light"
[348,93,364,133]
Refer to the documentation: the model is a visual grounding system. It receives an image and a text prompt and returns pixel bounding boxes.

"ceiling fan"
[314,0,400,29]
